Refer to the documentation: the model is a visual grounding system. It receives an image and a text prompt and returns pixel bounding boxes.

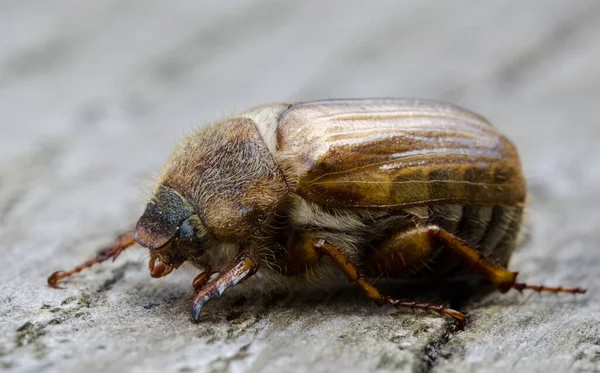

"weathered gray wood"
[1,1,599,372]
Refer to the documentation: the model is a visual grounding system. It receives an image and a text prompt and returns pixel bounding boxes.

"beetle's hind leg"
[48,231,136,288]
[313,239,467,329]
[511,282,586,294]
[393,225,586,295]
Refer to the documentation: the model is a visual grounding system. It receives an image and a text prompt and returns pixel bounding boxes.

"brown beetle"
[48,99,585,328]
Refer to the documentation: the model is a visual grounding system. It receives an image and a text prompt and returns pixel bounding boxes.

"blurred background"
[1,2,599,373]
[2,2,600,189]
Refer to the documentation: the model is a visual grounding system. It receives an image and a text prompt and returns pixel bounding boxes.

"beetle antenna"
[47,231,136,288]
[512,282,587,294]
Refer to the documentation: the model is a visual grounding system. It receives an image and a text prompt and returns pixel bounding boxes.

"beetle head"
[134,185,208,269]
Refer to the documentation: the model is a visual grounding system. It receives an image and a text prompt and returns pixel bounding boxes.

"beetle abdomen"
[357,203,523,279]
[425,204,524,278]
[279,197,523,281]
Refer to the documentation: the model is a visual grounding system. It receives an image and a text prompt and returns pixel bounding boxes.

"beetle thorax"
[156,117,289,242]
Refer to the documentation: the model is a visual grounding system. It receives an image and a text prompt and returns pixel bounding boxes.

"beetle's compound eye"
[134,186,193,250]
[179,219,196,240]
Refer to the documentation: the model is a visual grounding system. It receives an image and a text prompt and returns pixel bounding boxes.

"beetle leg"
[511,283,586,294]
[48,231,136,288]
[192,267,215,292]
[409,225,586,295]
[313,238,467,329]
[190,253,258,321]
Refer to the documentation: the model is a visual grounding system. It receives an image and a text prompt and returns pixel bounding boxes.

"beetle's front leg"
[48,231,137,288]
[190,252,259,321]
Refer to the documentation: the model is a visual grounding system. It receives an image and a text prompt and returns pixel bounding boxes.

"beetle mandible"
[48,99,586,328]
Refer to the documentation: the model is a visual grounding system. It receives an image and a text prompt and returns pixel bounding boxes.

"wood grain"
[1,1,598,372]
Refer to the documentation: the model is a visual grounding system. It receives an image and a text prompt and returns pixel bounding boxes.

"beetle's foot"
[47,231,136,288]
[384,297,467,330]
[191,253,258,321]
[48,271,68,289]
[512,282,587,294]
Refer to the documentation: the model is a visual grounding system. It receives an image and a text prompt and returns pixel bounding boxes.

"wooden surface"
[1,1,599,372]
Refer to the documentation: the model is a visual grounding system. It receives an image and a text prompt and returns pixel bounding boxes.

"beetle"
[48,98,585,328]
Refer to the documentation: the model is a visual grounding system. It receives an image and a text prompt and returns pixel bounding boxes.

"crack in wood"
[416,324,459,373]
